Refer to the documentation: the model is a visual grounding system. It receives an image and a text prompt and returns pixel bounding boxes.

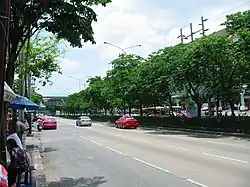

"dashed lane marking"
[202,152,248,164]
[133,157,170,173]
[90,140,102,146]
[105,146,127,156]
[79,136,88,140]
[186,179,208,187]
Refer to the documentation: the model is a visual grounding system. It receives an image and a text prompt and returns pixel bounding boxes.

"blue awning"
[10,95,40,110]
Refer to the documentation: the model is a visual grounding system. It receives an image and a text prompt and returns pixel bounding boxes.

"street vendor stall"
[4,82,16,102]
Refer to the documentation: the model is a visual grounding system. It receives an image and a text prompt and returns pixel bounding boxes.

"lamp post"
[103,42,141,53]
[67,75,91,92]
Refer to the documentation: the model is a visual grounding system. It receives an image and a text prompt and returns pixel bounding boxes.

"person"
[7,121,23,150]
[16,120,28,143]
[0,164,8,187]
[6,139,30,187]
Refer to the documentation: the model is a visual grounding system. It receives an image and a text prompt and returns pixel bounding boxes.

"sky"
[37,0,250,97]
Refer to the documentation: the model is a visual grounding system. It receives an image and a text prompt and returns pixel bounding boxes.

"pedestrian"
[6,139,30,187]
[7,120,23,150]
[16,120,29,144]
[0,164,8,187]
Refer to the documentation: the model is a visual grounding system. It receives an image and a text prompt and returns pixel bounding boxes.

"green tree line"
[64,10,250,117]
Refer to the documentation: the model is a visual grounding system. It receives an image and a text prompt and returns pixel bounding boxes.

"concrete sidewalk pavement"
[26,133,48,187]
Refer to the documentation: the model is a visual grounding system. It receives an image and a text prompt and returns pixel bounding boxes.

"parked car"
[37,115,46,126]
[42,116,57,130]
[115,115,139,129]
[76,116,92,126]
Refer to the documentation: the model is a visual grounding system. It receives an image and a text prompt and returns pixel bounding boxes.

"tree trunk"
[229,101,235,116]
[168,93,174,116]
[128,104,132,116]
[153,104,157,116]
[139,103,143,116]
[197,103,202,118]
[5,41,19,87]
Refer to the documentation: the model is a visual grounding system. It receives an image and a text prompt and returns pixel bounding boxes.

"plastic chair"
[16,170,32,187]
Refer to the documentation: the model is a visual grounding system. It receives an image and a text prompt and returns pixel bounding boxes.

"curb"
[140,126,250,138]
[27,134,48,187]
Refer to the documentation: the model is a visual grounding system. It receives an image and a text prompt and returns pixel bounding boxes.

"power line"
[177,28,187,44]
[178,0,250,37]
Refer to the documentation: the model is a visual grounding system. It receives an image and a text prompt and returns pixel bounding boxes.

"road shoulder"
[26,133,48,187]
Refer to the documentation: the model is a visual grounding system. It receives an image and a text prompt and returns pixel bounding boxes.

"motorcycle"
[37,124,42,131]
[34,121,42,131]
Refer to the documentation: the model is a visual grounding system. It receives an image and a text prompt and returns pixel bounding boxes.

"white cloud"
[59,58,81,73]
[38,0,250,96]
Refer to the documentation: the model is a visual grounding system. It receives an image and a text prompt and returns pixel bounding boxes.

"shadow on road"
[145,130,226,139]
[26,144,40,150]
[48,176,107,187]
[43,147,58,153]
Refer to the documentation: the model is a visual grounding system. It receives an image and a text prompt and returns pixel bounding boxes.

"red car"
[115,115,139,129]
[42,117,57,130]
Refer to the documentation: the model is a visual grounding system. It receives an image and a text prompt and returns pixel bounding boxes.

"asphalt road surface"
[39,117,250,187]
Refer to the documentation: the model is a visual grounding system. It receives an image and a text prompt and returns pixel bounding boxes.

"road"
[39,117,250,187]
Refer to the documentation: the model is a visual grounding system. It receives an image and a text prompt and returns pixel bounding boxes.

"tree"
[106,54,143,114]
[6,0,112,88]
[63,10,250,118]
[31,92,43,104]
[22,36,63,86]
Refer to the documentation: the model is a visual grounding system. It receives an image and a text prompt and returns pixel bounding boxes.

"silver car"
[76,116,92,126]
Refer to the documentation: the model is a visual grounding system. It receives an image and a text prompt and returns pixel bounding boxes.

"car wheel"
[122,125,125,129]
[115,124,118,128]
[76,123,78,126]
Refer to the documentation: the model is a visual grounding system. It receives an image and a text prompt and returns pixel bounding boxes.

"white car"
[76,116,92,126]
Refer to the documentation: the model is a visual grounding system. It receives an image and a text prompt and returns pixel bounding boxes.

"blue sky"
[37,0,250,96]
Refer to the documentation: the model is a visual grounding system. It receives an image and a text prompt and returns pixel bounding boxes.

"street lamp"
[103,42,141,53]
[67,75,91,91]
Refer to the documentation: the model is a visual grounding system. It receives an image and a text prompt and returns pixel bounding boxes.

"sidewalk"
[25,133,48,187]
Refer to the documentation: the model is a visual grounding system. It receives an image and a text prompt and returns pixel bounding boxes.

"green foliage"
[21,36,63,86]
[6,0,112,87]
[31,92,43,104]
[63,10,250,117]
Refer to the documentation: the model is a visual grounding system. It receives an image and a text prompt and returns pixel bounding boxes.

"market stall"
[4,82,16,102]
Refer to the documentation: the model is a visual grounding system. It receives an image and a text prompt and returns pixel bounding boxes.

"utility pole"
[177,28,187,44]
[199,16,208,36]
[19,53,25,122]
[0,0,10,164]
[189,23,194,41]
[185,22,203,42]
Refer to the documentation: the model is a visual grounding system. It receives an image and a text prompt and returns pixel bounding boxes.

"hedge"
[58,115,250,133]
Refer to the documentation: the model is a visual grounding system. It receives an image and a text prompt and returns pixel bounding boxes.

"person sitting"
[0,163,8,187]
[6,139,30,187]
[7,121,23,150]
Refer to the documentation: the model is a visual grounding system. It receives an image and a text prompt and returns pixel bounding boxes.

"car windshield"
[81,116,90,120]
[46,118,55,121]
[125,117,135,120]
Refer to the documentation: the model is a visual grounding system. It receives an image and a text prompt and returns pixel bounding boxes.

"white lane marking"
[133,157,170,173]
[206,141,245,148]
[202,152,248,164]
[99,124,104,127]
[167,145,188,151]
[79,136,88,140]
[89,140,102,146]
[105,146,127,156]
[186,179,208,187]
[143,140,152,144]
